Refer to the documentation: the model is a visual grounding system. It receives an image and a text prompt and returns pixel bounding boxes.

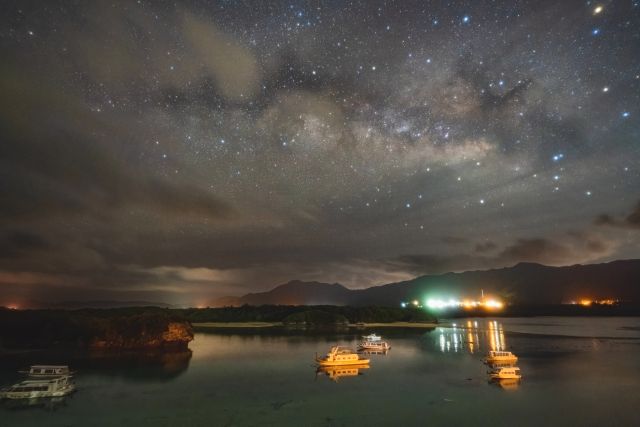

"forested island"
[0,307,193,351]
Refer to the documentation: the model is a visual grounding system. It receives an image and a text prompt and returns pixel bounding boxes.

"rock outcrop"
[89,321,194,351]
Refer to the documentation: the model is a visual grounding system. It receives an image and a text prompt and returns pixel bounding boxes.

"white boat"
[484,351,518,364]
[362,333,381,342]
[488,366,521,380]
[0,376,75,400]
[358,340,391,351]
[19,365,73,378]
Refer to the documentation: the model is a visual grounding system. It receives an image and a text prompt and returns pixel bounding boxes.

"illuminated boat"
[484,351,518,364]
[0,376,75,400]
[358,339,390,351]
[316,364,369,382]
[316,346,370,367]
[19,365,73,378]
[358,348,389,355]
[488,366,521,380]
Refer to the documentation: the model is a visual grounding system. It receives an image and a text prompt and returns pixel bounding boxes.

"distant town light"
[425,295,504,311]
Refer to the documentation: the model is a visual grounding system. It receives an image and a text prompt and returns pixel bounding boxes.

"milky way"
[1,1,639,305]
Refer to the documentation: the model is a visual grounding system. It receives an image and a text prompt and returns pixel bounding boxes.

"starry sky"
[1,0,639,306]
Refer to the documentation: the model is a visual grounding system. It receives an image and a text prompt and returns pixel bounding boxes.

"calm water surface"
[1,317,640,426]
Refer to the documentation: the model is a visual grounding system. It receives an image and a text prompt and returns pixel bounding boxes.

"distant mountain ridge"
[214,259,640,307]
[40,300,176,309]
[216,280,351,306]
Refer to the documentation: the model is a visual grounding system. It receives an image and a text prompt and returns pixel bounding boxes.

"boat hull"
[489,373,521,380]
[0,385,75,400]
[484,357,518,364]
[316,358,370,367]
[358,344,390,350]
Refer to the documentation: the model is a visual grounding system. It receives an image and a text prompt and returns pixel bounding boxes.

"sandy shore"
[352,322,439,328]
[193,322,281,328]
[193,321,439,328]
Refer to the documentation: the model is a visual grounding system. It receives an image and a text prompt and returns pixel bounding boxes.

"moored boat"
[484,351,518,364]
[0,376,75,400]
[488,366,521,380]
[358,340,391,351]
[316,346,370,367]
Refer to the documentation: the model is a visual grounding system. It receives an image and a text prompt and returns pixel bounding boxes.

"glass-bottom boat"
[316,346,370,367]
[358,340,391,351]
[0,376,75,400]
[488,366,521,380]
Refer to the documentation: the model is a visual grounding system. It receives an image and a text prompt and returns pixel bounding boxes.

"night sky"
[1,1,639,306]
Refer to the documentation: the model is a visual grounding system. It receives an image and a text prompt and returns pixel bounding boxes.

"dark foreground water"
[1,317,640,426]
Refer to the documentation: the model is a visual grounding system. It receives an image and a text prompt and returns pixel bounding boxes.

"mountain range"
[214,259,640,307]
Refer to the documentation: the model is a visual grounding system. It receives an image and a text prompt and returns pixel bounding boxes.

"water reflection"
[1,396,70,412]
[316,364,369,382]
[489,378,520,391]
[435,320,508,354]
[84,350,193,382]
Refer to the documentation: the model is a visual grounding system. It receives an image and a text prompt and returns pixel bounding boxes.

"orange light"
[579,299,592,307]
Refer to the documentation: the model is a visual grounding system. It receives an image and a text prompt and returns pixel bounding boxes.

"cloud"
[594,201,640,229]
[385,232,617,276]
[182,12,260,102]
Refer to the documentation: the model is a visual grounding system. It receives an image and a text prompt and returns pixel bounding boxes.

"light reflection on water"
[1,317,639,426]
[436,319,507,354]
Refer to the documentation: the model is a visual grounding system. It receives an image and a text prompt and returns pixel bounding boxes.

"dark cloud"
[594,201,640,229]
[475,241,498,253]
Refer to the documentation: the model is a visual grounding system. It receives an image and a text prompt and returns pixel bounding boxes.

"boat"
[316,346,370,367]
[484,351,518,364]
[488,366,521,380]
[0,376,75,400]
[358,340,391,351]
[358,348,389,356]
[19,365,73,378]
[362,333,381,341]
[316,364,369,382]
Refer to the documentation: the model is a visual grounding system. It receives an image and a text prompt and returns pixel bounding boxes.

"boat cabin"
[25,365,71,377]
[489,367,521,379]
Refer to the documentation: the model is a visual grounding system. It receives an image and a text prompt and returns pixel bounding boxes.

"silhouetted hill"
[216,260,640,307]
[216,280,351,306]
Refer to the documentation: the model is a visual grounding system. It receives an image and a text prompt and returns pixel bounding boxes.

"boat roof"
[29,365,69,370]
